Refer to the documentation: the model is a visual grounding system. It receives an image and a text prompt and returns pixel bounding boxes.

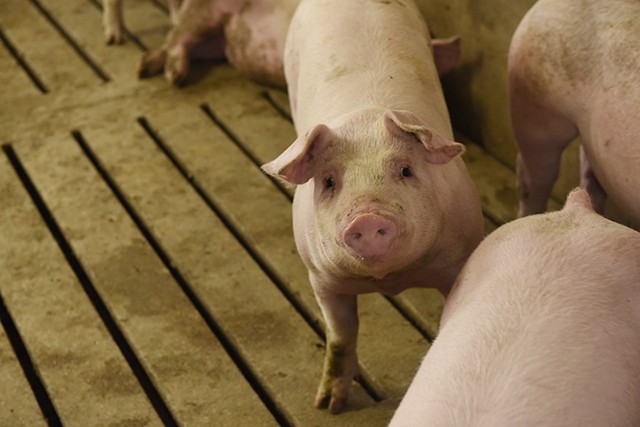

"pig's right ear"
[261,124,333,184]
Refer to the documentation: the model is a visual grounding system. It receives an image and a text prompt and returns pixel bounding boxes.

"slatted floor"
[0,1,545,426]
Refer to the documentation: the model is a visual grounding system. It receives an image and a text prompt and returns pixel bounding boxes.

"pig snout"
[342,213,397,259]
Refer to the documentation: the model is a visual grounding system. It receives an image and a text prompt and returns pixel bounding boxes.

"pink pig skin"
[261,0,484,413]
[509,0,640,229]
[105,0,299,86]
[391,188,640,427]
[143,0,300,86]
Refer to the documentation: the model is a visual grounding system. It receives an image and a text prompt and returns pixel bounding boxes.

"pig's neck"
[307,241,467,297]
[290,0,453,138]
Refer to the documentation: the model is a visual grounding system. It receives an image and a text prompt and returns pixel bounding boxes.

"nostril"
[378,229,387,236]
[353,232,362,240]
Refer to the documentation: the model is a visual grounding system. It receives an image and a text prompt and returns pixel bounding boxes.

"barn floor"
[0,1,538,426]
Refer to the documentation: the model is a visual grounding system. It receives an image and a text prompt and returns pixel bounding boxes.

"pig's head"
[262,109,465,280]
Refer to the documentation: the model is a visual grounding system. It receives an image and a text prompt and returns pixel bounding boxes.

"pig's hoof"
[105,30,124,45]
[138,49,167,79]
[314,380,349,413]
[164,54,189,86]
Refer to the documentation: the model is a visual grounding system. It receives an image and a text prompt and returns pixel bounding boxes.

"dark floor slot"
[199,103,293,202]
[85,0,148,52]
[3,142,178,427]
[74,128,291,426]
[385,297,435,343]
[261,91,292,123]
[0,266,62,426]
[0,29,49,94]
[28,0,111,82]
[149,0,170,14]
[137,116,323,338]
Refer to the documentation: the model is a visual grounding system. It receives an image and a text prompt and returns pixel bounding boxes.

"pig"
[509,0,640,229]
[391,187,640,426]
[104,0,299,86]
[261,0,484,413]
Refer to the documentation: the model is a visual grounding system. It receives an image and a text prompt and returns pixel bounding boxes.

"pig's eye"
[400,166,412,178]
[324,176,335,189]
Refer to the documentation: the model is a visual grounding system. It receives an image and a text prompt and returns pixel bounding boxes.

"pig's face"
[263,109,465,280]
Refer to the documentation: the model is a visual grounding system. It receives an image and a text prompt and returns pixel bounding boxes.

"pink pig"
[509,0,640,229]
[391,188,640,426]
[104,0,299,86]
[261,0,483,413]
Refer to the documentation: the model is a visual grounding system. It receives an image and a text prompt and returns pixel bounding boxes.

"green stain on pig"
[325,341,348,378]
[373,0,406,6]
[326,65,351,82]
[315,341,350,408]
[319,341,348,393]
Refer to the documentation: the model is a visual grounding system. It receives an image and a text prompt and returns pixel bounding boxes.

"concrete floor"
[0,0,528,425]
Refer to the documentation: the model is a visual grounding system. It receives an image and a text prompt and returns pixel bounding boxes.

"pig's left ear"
[261,124,333,184]
[384,110,465,164]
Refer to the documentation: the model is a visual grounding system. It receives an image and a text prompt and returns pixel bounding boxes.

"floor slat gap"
[385,296,435,343]
[74,128,290,426]
[0,204,61,425]
[137,116,324,337]
[0,29,49,94]
[84,0,149,52]
[199,102,294,202]
[28,0,111,82]
[148,0,170,15]
[261,91,293,122]
[5,140,178,426]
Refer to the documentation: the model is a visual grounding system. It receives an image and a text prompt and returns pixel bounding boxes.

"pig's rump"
[509,0,640,228]
[224,0,299,88]
[393,199,640,426]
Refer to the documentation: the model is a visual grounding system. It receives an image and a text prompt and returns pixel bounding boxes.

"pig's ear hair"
[384,110,465,164]
[260,124,332,184]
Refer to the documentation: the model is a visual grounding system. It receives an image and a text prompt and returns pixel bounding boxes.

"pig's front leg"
[138,0,227,86]
[312,281,359,414]
[138,28,192,84]
[138,29,224,85]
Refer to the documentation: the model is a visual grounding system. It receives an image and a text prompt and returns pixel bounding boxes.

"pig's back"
[510,0,640,113]
[286,0,450,135]
[394,208,640,426]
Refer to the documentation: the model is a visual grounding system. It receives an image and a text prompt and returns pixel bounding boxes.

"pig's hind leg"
[509,69,578,217]
[138,0,226,85]
[138,29,225,85]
